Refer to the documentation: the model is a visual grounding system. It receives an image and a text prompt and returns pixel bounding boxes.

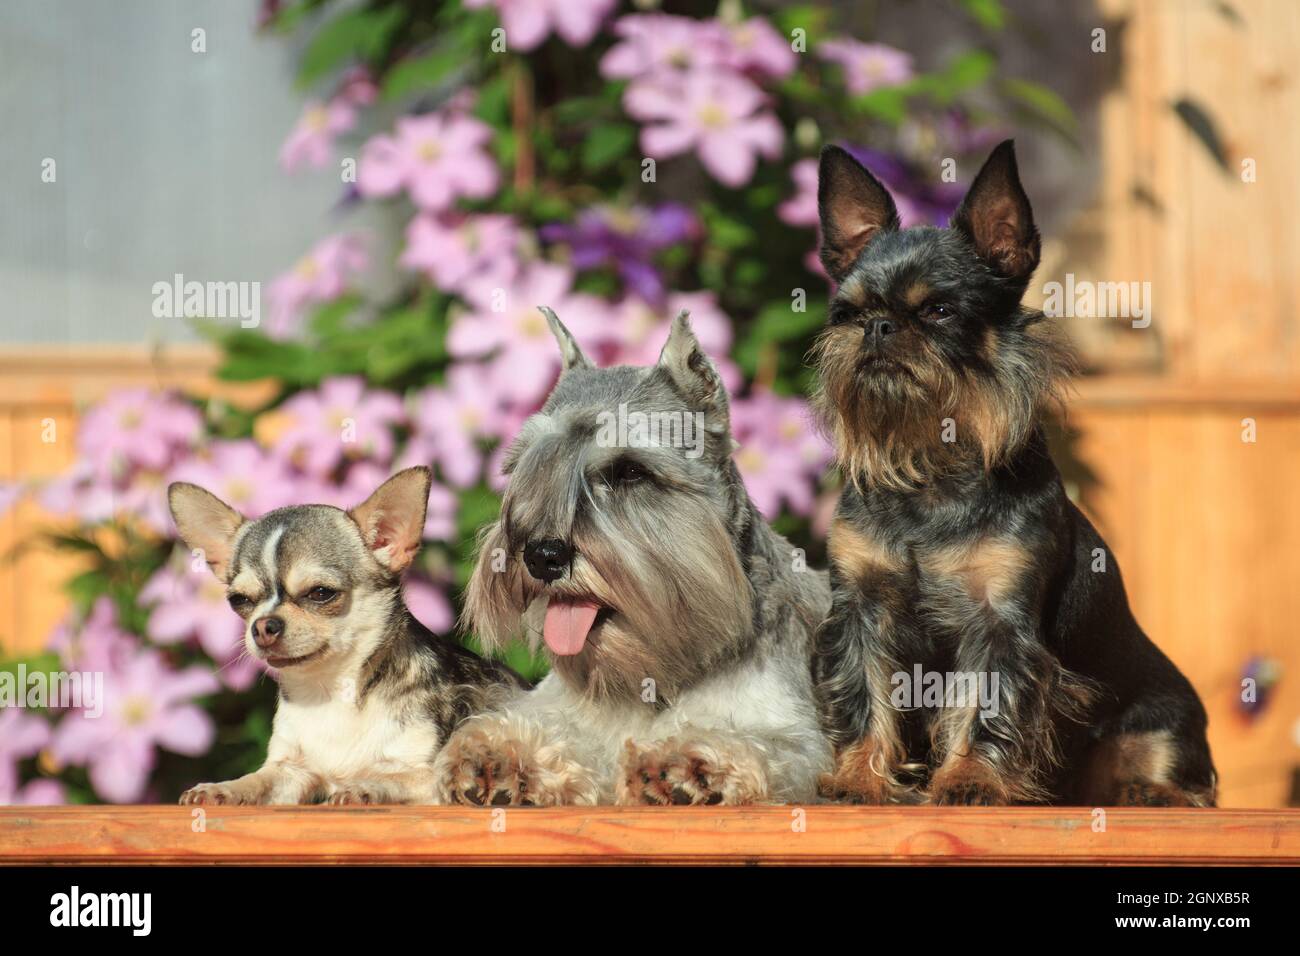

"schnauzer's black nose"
[866,318,897,340]
[253,615,284,649]
[524,539,573,582]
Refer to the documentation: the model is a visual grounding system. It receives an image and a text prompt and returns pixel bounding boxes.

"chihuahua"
[168,466,526,805]
[810,141,1216,806]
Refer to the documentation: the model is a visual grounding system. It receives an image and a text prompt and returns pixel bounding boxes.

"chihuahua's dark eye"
[921,302,953,321]
[306,586,339,603]
[227,594,252,613]
[612,459,649,485]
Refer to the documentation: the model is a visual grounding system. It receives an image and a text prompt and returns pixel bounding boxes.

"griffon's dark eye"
[920,302,953,321]
[611,458,649,485]
[306,586,339,603]
[227,594,252,613]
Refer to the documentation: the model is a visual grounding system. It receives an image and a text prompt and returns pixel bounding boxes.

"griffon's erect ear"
[817,144,901,282]
[657,310,729,435]
[950,139,1040,281]
[349,466,431,574]
[167,483,245,582]
[539,305,591,373]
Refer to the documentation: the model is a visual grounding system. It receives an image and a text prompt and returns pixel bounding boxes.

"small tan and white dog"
[168,467,526,805]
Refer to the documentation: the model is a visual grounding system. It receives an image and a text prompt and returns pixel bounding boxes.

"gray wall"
[0,0,353,343]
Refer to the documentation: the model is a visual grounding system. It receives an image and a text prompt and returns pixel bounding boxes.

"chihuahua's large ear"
[818,145,900,282]
[951,140,1040,280]
[657,311,729,435]
[349,466,431,574]
[168,482,244,581]
[539,306,590,373]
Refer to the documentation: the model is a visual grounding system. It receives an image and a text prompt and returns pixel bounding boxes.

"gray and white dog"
[431,309,833,805]
[169,467,526,805]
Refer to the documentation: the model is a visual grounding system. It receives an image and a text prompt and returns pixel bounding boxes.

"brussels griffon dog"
[810,141,1216,806]
[432,309,833,805]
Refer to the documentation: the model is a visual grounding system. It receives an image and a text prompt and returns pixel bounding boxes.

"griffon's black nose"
[524,539,573,582]
[866,318,897,340]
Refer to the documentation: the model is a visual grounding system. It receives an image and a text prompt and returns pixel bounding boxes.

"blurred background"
[0,0,1295,807]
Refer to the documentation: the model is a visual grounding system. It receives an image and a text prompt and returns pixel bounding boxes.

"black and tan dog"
[810,141,1216,806]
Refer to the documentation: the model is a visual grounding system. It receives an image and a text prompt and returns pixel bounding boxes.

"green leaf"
[853,86,910,124]
[298,6,405,89]
[581,123,636,172]
[455,485,503,544]
[1001,78,1078,138]
[382,47,463,100]
[960,0,1008,30]
[734,298,827,375]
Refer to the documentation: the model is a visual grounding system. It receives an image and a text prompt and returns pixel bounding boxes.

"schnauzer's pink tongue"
[543,599,600,656]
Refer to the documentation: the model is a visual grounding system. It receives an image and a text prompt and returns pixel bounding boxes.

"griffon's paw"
[179,782,261,806]
[617,736,767,806]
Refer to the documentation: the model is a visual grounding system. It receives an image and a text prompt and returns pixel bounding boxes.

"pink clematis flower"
[78,389,202,479]
[818,39,914,95]
[139,560,260,690]
[279,98,357,172]
[49,600,220,804]
[448,262,603,406]
[600,14,731,79]
[729,391,829,519]
[357,112,498,212]
[723,17,798,79]
[779,158,820,228]
[403,577,454,633]
[466,0,616,52]
[275,377,406,477]
[405,363,510,488]
[626,69,783,187]
[400,213,520,294]
[606,292,741,393]
[266,233,367,339]
[0,710,65,806]
[169,439,302,519]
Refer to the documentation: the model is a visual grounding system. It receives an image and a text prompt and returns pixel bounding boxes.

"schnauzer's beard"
[811,314,1076,492]
[463,491,754,704]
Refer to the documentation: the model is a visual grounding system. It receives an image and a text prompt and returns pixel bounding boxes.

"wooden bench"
[2,807,1297,865]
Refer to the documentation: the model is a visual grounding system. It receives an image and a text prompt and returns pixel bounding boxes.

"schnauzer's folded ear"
[818,144,900,282]
[658,310,728,433]
[168,482,244,581]
[539,306,591,373]
[349,466,431,574]
[951,139,1040,280]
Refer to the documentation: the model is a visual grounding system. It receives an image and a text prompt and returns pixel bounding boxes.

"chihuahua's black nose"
[253,616,284,649]
[524,538,573,582]
[865,317,897,340]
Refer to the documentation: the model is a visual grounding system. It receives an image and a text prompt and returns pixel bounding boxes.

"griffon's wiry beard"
[462,491,754,705]
[811,311,1077,492]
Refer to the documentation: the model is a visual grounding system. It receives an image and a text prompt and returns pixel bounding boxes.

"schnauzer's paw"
[927,757,1012,806]
[1113,781,1197,807]
[617,736,767,806]
[179,782,260,806]
[324,784,383,806]
[434,725,596,807]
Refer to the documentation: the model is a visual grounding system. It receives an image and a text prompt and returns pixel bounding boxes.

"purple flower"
[357,112,498,212]
[465,0,615,51]
[400,213,520,294]
[818,39,914,96]
[541,204,695,303]
[266,233,368,339]
[139,559,260,690]
[274,377,406,477]
[626,69,782,187]
[0,710,64,806]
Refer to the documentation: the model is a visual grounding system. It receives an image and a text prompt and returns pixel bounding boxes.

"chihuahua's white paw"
[433,719,599,807]
[179,781,264,806]
[324,784,384,806]
[616,734,768,806]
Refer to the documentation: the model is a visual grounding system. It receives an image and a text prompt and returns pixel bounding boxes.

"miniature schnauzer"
[432,309,833,805]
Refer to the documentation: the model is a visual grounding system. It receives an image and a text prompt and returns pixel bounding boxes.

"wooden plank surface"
[0,807,1296,866]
